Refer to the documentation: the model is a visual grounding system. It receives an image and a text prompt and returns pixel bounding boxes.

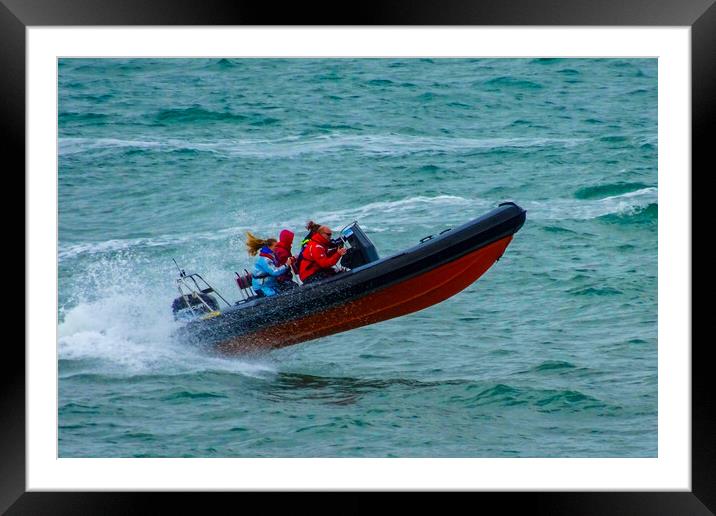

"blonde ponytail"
[246,231,277,256]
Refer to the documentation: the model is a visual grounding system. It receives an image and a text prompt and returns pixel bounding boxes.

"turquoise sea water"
[58,58,657,458]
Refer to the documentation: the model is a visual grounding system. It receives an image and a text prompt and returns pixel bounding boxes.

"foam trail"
[59,196,482,258]
[59,294,278,378]
[59,189,657,260]
[308,195,486,228]
[59,134,589,158]
[58,228,239,260]
[526,187,657,221]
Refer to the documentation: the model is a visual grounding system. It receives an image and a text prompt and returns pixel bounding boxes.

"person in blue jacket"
[245,231,295,297]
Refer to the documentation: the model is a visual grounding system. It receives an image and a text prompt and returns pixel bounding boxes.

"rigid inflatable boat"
[171,201,526,354]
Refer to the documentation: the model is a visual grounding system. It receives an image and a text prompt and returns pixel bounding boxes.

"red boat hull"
[215,235,513,355]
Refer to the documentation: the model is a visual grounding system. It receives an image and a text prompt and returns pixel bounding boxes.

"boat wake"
[58,188,656,260]
[58,290,277,378]
[59,133,589,159]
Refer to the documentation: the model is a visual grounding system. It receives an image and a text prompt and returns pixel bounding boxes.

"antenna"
[172,258,186,278]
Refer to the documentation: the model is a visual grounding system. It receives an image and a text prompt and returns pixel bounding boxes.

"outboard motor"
[170,260,230,321]
[339,222,379,269]
[172,293,220,321]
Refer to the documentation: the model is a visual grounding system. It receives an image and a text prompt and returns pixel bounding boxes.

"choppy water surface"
[58,58,657,457]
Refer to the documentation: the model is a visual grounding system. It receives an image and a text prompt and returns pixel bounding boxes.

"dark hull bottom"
[214,235,513,355]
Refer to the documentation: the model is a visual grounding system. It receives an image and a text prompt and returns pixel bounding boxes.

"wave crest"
[59,133,588,158]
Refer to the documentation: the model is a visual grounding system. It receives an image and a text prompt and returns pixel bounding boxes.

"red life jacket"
[298,232,341,282]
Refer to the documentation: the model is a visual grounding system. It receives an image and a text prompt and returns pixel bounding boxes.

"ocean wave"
[574,182,652,200]
[59,133,589,158]
[451,383,613,413]
[526,187,657,222]
[567,286,624,297]
[59,188,656,260]
[162,390,228,400]
[482,76,544,89]
[532,360,577,372]
[366,79,395,86]
[59,112,110,125]
[154,107,280,125]
[60,137,164,156]
[58,195,481,258]
[541,225,579,235]
[265,373,467,402]
[599,135,631,144]
[209,58,241,70]
[530,58,561,64]
[58,289,277,378]
[598,202,657,225]
[307,195,487,231]
[557,68,581,76]
[264,373,618,414]
[58,225,240,259]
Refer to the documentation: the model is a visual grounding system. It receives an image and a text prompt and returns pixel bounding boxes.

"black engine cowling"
[171,293,219,320]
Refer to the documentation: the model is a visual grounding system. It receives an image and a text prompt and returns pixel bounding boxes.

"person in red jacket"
[298,223,347,284]
[273,229,298,290]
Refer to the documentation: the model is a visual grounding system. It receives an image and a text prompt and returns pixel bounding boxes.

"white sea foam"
[305,195,489,231]
[58,290,277,377]
[525,187,657,221]
[60,137,164,156]
[58,253,277,377]
[59,133,589,159]
[58,189,656,260]
[58,195,483,258]
[58,229,236,260]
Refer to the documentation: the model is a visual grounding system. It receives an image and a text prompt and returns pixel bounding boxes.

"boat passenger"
[298,223,347,284]
[293,221,320,271]
[301,221,321,247]
[273,229,298,291]
[245,232,295,297]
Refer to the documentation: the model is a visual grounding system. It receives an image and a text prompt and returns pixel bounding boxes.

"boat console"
[338,222,379,269]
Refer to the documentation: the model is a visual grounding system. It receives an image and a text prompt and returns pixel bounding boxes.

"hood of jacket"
[276,229,294,251]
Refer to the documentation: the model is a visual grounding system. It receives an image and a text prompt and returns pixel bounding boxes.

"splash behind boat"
[171,202,526,354]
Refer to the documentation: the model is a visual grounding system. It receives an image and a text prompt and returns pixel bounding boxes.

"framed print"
[6,0,710,513]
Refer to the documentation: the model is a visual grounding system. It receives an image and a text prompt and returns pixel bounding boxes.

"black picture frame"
[6,0,710,513]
